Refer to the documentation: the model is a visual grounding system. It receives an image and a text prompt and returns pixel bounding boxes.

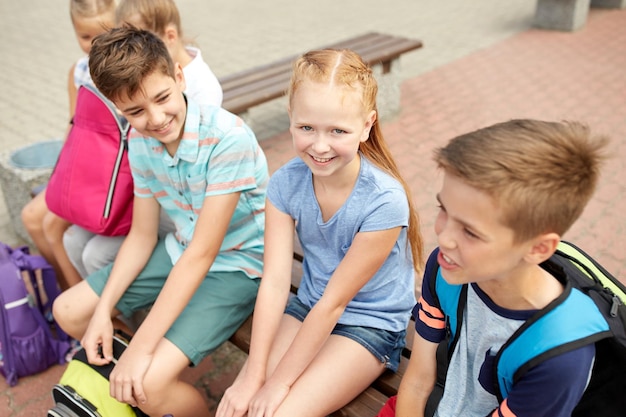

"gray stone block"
[534,0,591,31]
[0,149,52,244]
[591,0,626,8]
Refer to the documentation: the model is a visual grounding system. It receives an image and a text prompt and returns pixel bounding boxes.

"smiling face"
[114,65,187,155]
[434,171,535,286]
[288,80,375,181]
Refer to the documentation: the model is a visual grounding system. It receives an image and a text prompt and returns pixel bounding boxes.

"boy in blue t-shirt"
[380,119,609,417]
[53,26,268,417]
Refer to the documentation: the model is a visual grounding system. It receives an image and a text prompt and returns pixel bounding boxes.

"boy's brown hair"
[89,26,176,103]
[434,119,609,243]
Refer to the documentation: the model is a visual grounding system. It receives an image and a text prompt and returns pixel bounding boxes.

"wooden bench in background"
[228,237,417,417]
[218,31,423,140]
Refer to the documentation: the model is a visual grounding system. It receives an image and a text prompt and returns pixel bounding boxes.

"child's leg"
[139,270,259,417]
[82,234,125,276]
[63,225,95,278]
[52,279,104,339]
[21,191,65,284]
[136,338,211,417]
[42,211,81,288]
[271,317,386,417]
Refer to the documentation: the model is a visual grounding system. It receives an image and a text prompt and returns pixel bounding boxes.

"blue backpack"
[0,242,70,386]
[425,241,626,417]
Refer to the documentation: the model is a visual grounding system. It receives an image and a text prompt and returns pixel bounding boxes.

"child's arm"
[250,226,403,415]
[109,191,242,407]
[217,200,295,417]
[395,331,438,417]
[67,63,78,119]
[81,195,161,364]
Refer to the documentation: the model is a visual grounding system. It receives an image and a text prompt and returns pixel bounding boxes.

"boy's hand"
[109,342,152,407]
[216,375,263,417]
[81,310,114,366]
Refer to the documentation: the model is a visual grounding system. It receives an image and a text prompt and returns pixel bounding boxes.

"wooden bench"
[218,32,423,139]
[227,238,416,417]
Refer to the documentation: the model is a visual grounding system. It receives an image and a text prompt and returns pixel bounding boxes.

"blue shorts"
[284,296,405,372]
[87,240,260,365]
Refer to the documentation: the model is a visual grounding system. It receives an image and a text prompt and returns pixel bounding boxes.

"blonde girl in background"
[116,0,222,107]
[63,0,224,279]
[217,48,424,417]
[21,0,116,290]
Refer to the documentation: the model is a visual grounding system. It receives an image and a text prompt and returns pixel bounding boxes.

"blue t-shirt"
[129,98,269,278]
[268,156,416,332]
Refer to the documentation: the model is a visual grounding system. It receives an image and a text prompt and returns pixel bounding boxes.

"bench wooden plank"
[220,32,422,115]
[330,387,388,417]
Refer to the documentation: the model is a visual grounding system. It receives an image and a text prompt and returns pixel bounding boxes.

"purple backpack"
[0,242,70,386]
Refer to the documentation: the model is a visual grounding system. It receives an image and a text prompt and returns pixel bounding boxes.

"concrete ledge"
[0,149,52,244]
[591,0,626,7]
[534,0,591,31]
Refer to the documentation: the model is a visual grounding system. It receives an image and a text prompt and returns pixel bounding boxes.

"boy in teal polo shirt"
[52,26,268,417]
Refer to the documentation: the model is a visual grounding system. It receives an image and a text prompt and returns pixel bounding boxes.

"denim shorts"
[284,296,406,372]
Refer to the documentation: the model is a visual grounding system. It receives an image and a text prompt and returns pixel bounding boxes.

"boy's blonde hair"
[116,0,182,37]
[89,26,176,103]
[70,0,116,20]
[288,48,424,271]
[434,119,609,242]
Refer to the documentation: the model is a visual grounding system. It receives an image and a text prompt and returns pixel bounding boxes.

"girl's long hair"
[288,49,424,272]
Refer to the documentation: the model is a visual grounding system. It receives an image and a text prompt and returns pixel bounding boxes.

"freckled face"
[288,80,375,179]
[115,66,187,156]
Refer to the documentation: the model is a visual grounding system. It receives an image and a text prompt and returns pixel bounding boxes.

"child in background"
[21,0,116,289]
[63,0,223,278]
[217,49,424,417]
[382,120,608,417]
[53,26,267,417]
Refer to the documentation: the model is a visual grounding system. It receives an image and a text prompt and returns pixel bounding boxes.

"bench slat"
[220,32,422,114]
[330,387,389,417]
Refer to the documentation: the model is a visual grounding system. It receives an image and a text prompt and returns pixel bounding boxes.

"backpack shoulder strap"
[494,250,617,401]
[424,249,468,417]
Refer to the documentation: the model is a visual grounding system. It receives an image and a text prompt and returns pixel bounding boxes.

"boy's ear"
[524,233,560,264]
[174,62,186,91]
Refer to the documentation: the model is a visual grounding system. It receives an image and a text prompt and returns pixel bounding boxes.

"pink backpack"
[46,84,133,236]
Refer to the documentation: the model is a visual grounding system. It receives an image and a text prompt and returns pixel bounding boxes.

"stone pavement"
[1,0,626,416]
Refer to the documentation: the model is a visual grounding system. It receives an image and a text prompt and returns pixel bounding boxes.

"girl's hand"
[248,379,290,417]
[216,376,263,417]
[108,343,153,407]
[81,310,114,366]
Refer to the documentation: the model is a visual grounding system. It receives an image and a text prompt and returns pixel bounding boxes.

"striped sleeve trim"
[417,296,445,330]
